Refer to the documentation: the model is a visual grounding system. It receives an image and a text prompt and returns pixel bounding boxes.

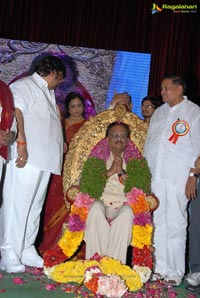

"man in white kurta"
[144,75,200,285]
[85,123,134,264]
[0,55,66,273]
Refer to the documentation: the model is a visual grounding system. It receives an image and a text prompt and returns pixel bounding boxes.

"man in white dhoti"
[144,75,200,286]
[0,55,66,273]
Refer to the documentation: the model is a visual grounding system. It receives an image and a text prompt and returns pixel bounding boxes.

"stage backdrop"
[0,38,151,118]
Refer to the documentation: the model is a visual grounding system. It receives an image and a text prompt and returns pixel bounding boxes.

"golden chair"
[62,104,158,261]
[43,105,159,292]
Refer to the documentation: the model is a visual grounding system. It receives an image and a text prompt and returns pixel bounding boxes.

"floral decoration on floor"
[0,268,198,297]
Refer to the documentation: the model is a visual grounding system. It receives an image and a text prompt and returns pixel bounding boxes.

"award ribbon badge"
[168,119,189,144]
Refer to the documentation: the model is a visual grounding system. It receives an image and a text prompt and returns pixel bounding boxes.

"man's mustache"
[115,141,123,144]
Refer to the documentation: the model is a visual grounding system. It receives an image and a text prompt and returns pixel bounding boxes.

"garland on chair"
[43,138,153,292]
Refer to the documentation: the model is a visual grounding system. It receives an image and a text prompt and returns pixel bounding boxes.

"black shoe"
[186,284,200,294]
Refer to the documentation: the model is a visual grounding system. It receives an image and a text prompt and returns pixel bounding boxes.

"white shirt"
[144,97,200,190]
[9,72,63,174]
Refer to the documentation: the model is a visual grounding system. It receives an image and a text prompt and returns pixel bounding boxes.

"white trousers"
[0,159,51,258]
[152,180,188,278]
[85,201,133,264]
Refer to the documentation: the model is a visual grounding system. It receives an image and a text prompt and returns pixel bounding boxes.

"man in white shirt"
[144,75,200,286]
[0,55,66,273]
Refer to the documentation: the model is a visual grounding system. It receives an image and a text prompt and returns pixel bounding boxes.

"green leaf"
[80,157,107,199]
[124,158,151,194]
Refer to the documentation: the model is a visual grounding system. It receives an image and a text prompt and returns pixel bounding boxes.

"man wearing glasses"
[85,121,141,264]
[141,96,163,125]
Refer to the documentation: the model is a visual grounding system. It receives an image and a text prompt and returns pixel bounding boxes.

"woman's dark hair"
[142,96,163,109]
[65,92,85,118]
[106,121,130,138]
[34,55,66,78]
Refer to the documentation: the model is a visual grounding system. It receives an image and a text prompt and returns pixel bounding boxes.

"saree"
[0,80,15,160]
[38,120,85,254]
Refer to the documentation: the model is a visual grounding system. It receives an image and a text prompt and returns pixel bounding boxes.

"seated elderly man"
[84,121,147,264]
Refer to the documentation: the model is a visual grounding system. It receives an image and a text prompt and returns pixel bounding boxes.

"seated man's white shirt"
[101,153,127,209]
[85,151,133,263]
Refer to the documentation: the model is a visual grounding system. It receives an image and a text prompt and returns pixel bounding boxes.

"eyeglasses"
[142,105,155,109]
[109,133,128,139]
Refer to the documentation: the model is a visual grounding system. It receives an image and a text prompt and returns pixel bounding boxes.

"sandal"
[150,273,164,281]
[163,276,182,286]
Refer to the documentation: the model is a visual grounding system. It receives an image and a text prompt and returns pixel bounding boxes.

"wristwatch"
[189,172,198,178]
[118,169,126,177]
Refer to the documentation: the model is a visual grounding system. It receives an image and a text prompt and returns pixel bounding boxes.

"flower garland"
[43,138,153,293]
[44,193,94,267]
[44,253,145,292]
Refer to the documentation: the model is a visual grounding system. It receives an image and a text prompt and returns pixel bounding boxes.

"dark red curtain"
[0,0,199,100]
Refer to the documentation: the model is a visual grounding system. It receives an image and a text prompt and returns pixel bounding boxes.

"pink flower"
[25,266,43,275]
[167,289,178,298]
[146,287,162,296]
[129,292,145,298]
[97,274,127,298]
[32,267,43,275]
[89,138,142,164]
[90,252,103,261]
[74,193,95,208]
[0,273,3,279]
[68,214,85,231]
[133,212,152,226]
[13,277,24,285]
[62,284,79,292]
[126,187,144,203]
[84,266,102,282]
[89,138,110,161]
[123,140,142,162]
[45,283,57,291]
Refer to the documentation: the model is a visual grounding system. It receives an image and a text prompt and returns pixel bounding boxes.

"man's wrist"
[189,172,198,178]
[118,169,126,177]
[17,141,27,146]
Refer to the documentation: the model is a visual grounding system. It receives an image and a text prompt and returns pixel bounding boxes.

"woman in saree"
[38,92,89,255]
